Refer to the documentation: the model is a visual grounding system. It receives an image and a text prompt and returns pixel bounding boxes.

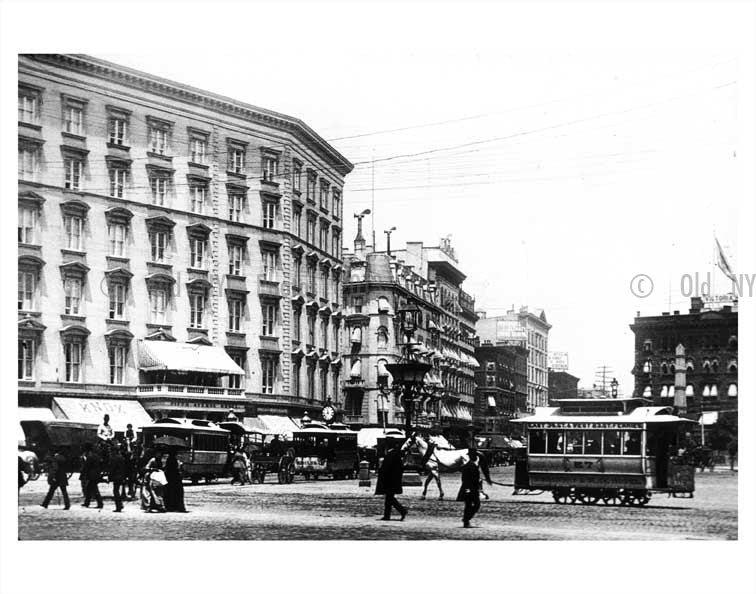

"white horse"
[404,433,491,500]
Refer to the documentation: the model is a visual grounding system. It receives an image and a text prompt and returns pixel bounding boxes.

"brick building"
[18,54,352,427]
[473,342,528,435]
[548,370,580,403]
[340,235,479,443]
[629,297,738,418]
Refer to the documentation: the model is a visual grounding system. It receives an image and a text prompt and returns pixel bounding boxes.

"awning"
[350,326,362,344]
[138,340,244,375]
[350,359,362,379]
[243,415,300,438]
[52,397,152,432]
[357,428,405,448]
[469,356,480,368]
[487,396,497,408]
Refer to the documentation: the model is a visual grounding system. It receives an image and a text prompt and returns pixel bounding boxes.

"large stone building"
[476,307,551,411]
[340,235,479,443]
[629,296,738,418]
[18,54,352,428]
[473,342,528,435]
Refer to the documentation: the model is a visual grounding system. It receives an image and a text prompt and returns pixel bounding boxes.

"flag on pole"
[715,236,737,283]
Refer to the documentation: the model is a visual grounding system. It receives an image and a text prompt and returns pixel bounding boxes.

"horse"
[18,450,40,489]
[403,433,492,500]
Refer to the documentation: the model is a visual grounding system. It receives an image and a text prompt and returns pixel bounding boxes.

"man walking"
[109,442,126,512]
[457,449,481,528]
[81,443,103,509]
[375,443,407,521]
[41,449,70,510]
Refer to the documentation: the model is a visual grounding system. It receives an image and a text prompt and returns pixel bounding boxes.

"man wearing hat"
[375,443,407,521]
[457,449,481,528]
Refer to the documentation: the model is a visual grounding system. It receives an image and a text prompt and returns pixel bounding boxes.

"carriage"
[218,421,295,484]
[291,421,360,480]
[511,398,697,506]
[141,418,230,484]
[20,420,99,476]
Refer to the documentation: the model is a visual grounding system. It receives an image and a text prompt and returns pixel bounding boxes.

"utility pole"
[594,365,614,398]
[371,151,376,251]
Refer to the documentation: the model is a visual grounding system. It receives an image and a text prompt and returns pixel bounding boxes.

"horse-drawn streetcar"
[511,398,697,506]
[291,421,360,480]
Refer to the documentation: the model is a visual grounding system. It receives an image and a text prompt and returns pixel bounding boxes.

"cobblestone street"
[18,466,737,540]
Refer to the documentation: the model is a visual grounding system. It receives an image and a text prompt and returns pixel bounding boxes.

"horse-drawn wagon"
[219,421,295,484]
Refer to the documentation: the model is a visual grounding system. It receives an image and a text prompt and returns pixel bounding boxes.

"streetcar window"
[584,430,601,455]
[528,430,546,454]
[565,431,584,455]
[603,431,621,455]
[623,431,641,455]
[546,430,564,454]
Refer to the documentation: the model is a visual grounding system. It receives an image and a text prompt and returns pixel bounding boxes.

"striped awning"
[138,340,244,375]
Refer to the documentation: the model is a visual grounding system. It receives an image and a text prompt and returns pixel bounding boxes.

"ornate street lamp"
[611,378,619,399]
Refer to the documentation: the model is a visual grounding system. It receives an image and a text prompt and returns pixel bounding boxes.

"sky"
[7,2,752,394]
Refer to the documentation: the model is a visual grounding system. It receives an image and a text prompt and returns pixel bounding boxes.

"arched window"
[702,385,710,397]
[669,363,675,374]
[660,363,668,375]
[660,386,668,398]
[685,384,694,396]
[710,385,718,397]
[728,383,738,397]
[376,326,388,349]
[686,360,694,372]
[728,359,737,372]
[703,360,711,373]
[712,359,719,373]
[642,386,652,397]
[643,340,652,353]
[728,335,738,348]
[642,360,652,374]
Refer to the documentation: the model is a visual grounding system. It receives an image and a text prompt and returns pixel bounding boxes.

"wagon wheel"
[622,489,651,507]
[577,490,600,505]
[601,488,623,506]
[277,459,293,484]
[552,487,576,504]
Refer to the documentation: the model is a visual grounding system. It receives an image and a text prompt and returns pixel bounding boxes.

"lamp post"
[611,378,619,399]
[384,226,396,256]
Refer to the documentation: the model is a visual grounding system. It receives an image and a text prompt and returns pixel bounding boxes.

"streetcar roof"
[511,406,695,425]
[141,418,230,433]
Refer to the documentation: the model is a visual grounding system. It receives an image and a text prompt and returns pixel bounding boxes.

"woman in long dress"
[140,451,165,513]
[163,451,186,512]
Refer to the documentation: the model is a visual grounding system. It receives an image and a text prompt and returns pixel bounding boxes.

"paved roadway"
[18,466,737,540]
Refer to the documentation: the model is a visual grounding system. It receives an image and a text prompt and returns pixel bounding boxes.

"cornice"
[23,54,354,176]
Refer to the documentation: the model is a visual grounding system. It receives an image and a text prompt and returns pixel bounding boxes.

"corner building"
[18,54,352,427]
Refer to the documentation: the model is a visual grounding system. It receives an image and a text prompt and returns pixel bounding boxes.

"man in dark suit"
[457,449,481,528]
[109,442,126,512]
[81,443,103,509]
[41,449,70,510]
[375,444,407,521]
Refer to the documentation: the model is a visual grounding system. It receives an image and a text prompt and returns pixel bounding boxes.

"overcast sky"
[10,1,751,394]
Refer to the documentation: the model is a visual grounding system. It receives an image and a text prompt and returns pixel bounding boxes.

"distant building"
[474,342,528,434]
[629,297,738,417]
[476,307,551,411]
[548,370,580,403]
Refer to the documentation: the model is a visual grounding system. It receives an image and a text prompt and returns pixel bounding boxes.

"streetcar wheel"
[204,476,212,485]
[601,489,622,506]
[623,490,651,507]
[191,476,199,485]
[577,490,600,505]
[552,488,576,504]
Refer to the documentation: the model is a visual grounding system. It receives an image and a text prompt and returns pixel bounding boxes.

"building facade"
[475,307,551,411]
[18,54,352,427]
[340,236,479,443]
[629,297,738,418]
[473,343,528,435]
[547,370,580,403]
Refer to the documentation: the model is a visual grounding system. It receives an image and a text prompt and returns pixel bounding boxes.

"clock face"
[322,406,335,421]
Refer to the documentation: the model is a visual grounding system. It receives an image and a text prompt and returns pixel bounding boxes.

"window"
[64,102,84,135]
[190,293,205,328]
[150,231,168,262]
[262,154,279,182]
[64,157,83,191]
[190,237,207,269]
[109,344,126,384]
[18,271,35,311]
[18,206,37,244]
[228,298,243,332]
[64,277,82,315]
[319,180,329,209]
[332,275,340,303]
[306,216,316,244]
[109,168,127,198]
[333,322,340,351]
[108,224,126,257]
[228,245,244,276]
[229,146,246,174]
[229,353,245,389]
[149,126,169,155]
[149,288,167,324]
[262,303,277,336]
[263,201,276,229]
[603,431,621,455]
[331,229,341,258]
[190,136,207,164]
[321,318,329,349]
[584,430,602,455]
[307,263,316,294]
[18,87,40,124]
[306,171,317,202]
[486,374,496,387]
[528,430,546,454]
[643,340,652,353]
[109,282,126,319]
[353,296,363,313]
[623,431,641,455]
[261,358,276,394]
[293,308,302,341]
[292,160,302,192]
[293,254,302,287]
[293,209,302,237]
[320,223,329,252]
[728,383,738,397]
[332,189,341,217]
[18,339,35,380]
[292,361,301,397]
[307,364,315,398]
[150,176,169,206]
[108,117,127,145]
[189,184,207,214]
[642,360,651,374]
[321,269,329,300]
[262,250,277,281]
[229,193,244,222]
[64,342,82,382]
[64,215,83,251]
[307,314,316,345]
[18,145,39,181]
[320,368,328,401]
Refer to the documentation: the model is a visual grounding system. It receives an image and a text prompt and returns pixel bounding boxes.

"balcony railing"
[135,384,245,398]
